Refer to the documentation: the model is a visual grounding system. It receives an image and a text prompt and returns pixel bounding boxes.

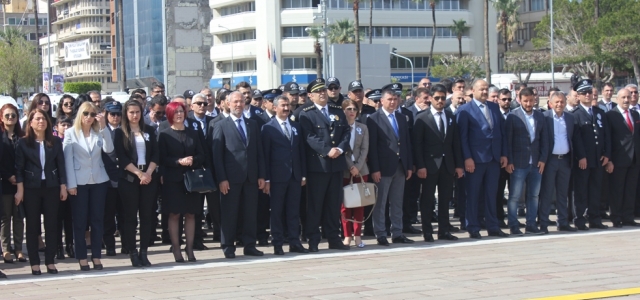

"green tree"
[306,26,324,78]
[504,50,550,84]
[431,55,485,83]
[327,19,361,44]
[493,0,520,55]
[413,0,439,77]
[450,19,467,58]
[0,28,40,98]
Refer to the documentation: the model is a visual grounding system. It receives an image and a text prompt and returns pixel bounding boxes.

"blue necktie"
[236,119,247,145]
[389,113,399,138]
[322,107,330,120]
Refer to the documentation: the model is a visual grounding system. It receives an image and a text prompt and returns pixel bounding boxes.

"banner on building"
[64,39,90,61]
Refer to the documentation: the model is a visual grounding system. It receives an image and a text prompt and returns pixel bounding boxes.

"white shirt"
[193,113,207,136]
[314,103,328,115]
[230,114,247,138]
[266,110,275,119]
[566,104,575,112]
[243,106,251,119]
[580,104,593,115]
[430,106,447,134]
[552,112,570,155]
[206,109,218,117]
[500,108,509,119]
[38,141,45,179]
[135,134,146,165]
[413,104,426,112]
[617,105,634,126]
[276,116,291,139]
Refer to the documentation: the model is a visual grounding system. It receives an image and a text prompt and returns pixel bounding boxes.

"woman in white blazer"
[63,102,113,271]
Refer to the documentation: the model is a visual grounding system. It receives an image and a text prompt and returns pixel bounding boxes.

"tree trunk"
[503,15,508,53]
[631,57,640,86]
[33,0,40,91]
[425,3,436,77]
[458,36,462,58]
[369,0,373,44]
[118,0,127,91]
[484,0,491,84]
[315,40,323,79]
[354,1,361,80]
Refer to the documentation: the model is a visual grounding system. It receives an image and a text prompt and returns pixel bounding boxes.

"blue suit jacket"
[505,108,549,168]
[262,118,306,183]
[456,100,506,163]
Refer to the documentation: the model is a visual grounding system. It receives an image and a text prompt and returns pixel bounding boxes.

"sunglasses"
[465,94,473,98]
[82,111,97,118]
[631,91,639,94]
[63,102,74,107]
[193,102,208,106]
[433,96,446,101]
[153,111,165,116]
[500,98,512,101]
[328,87,339,91]
[578,91,593,95]
[3,113,16,119]
[345,107,357,112]
[38,100,50,105]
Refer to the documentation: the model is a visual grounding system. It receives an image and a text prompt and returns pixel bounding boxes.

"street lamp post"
[391,48,413,89]
[218,25,233,86]
[550,0,554,87]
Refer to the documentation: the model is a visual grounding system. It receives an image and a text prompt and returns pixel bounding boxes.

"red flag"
[268,45,271,60]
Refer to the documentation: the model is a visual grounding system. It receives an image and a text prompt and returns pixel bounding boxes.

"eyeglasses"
[345,107,357,111]
[174,110,185,114]
[3,113,16,119]
[500,98,512,101]
[328,87,339,91]
[192,102,208,106]
[38,100,50,105]
[82,111,97,118]
[631,91,639,95]
[153,110,165,116]
[433,96,446,101]
[578,91,593,95]
[108,112,122,117]
[63,102,74,107]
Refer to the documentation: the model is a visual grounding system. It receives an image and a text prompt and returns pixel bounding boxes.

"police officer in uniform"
[283,82,301,111]
[346,80,376,123]
[570,79,611,230]
[299,78,351,252]
[327,77,345,106]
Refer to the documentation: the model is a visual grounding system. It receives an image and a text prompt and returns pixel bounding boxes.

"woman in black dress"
[114,100,159,267]
[158,102,204,263]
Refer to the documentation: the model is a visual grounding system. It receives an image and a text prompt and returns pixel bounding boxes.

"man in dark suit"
[504,88,549,235]
[570,79,610,230]
[597,83,617,220]
[413,84,463,242]
[495,89,513,228]
[236,81,270,128]
[262,96,309,255]
[299,78,350,252]
[606,88,640,227]
[539,92,577,233]
[367,89,414,245]
[143,95,167,133]
[456,79,509,239]
[212,91,266,258]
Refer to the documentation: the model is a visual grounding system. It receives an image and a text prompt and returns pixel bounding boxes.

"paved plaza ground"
[1,223,639,300]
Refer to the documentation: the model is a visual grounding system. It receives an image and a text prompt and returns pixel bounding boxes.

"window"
[282,0,319,8]
[360,26,459,38]
[530,0,544,11]
[344,0,459,10]
[282,26,309,38]
[219,2,256,16]
[390,56,430,69]
[221,30,256,43]
[282,57,317,70]
[220,60,257,73]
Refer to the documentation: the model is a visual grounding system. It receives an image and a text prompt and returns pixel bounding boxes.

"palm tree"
[327,19,360,44]
[484,0,491,84]
[493,0,520,54]
[413,0,439,77]
[306,26,324,78]
[353,0,361,80]
[450,19,467,58]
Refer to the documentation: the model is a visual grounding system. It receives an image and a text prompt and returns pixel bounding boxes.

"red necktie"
[625,109,633,132]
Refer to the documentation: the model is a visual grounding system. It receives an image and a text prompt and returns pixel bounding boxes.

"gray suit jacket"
[344,122,369,178]
[63,126,114,189]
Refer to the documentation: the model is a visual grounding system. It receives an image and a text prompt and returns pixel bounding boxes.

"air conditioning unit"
[66,72,72,77]
[216,62,223,70]
[517,39,525,46]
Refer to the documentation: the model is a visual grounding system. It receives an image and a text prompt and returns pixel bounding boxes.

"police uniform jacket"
[299,103,350,173]
[571,105,611,168]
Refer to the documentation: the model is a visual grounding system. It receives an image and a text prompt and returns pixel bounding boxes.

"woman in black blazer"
[158,102,205,263]
[23,93,55,130]
[114,100,159,267]
[15,109,67,275]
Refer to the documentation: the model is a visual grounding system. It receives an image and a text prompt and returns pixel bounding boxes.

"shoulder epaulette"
[303,106,316,111]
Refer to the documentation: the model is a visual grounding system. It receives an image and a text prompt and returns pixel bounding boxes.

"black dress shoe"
[47,267,58,274]
[377,237,390,246]
[622,221,640,226]
[193,242,209,251]
[258,240,269,246]
[56,246,66,260]
[558,224,577,232]
[510,228,523,236]
[106,248,116,257]
[0,270,6,278]
[498,220,509,229]
[424,234,435,242]
[329,243,350,250]
[92,259,103,270]
[289,245,309,253]
[576,224,589,231]
[469,232,482,239]
[448,225,460,232]
[274,246,285,255]
[437,232,458,241]
[120,247,130,255]
[600,213,610,220]
[392,235,414,244]
[488,230,509,237]
[402,226,422,234]
[540,226,549,234]
[613,222,623,228]
[243,247,264,256]
[224,252,235,259]
[590,223,608,229]
[32,269,42,276]
[308,244,319,252]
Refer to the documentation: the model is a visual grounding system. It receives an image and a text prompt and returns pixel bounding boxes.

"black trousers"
[402,175,420,227]
[206,190,221,239]
[496,168,509,221]
[256,191,271,243]
[454,175,466,224]
[195,194,206,243]
[270,177,302,246]
[609,164,640,223]
[24,185,59,266]
[420,166,454,235]
[600,171,611,216]
[305,171,343,246]
[103,184,120,249]
[220,180,258,254]
[57,195,73,247]
[572,165,603,227]
[119,176,158,252]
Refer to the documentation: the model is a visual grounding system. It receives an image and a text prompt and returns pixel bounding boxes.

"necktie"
[282,121,291,141]
[625,110,634,132]
[437,112,445,139]
[389,113,399,138]
[480,104,493,129]
[588,107,593,116]
[322,107,330,120]
[236,119,247,145]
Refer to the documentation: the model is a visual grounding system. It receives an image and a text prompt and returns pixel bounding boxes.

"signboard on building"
[64,39,90,61]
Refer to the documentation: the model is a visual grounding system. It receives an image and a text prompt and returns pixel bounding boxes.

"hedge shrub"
[63,82,102,94]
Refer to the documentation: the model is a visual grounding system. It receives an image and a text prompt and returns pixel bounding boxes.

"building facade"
[209,0,499,89]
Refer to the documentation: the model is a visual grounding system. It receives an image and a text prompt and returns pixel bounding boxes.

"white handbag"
[343,175,377,208]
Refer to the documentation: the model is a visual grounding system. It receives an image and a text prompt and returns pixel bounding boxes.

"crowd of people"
[0,76,639,278]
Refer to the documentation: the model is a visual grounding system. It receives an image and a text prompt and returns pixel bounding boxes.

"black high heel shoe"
[185,249,196,262]
[173,247,185,263]
[47,267,58,274]
[91,259,103,270]
[31,267,41,276]
[78,260,90,271]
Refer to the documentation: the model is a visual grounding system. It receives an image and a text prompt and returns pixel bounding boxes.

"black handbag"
[184,167,217,193]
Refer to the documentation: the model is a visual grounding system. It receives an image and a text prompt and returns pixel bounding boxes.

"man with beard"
[283,82,301,111]
[236,81,269,127]
[495,88,513,228]
[347,80,376,123]
[250,90,263,109]
[261,95,309,254]
[326,77,345,106]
